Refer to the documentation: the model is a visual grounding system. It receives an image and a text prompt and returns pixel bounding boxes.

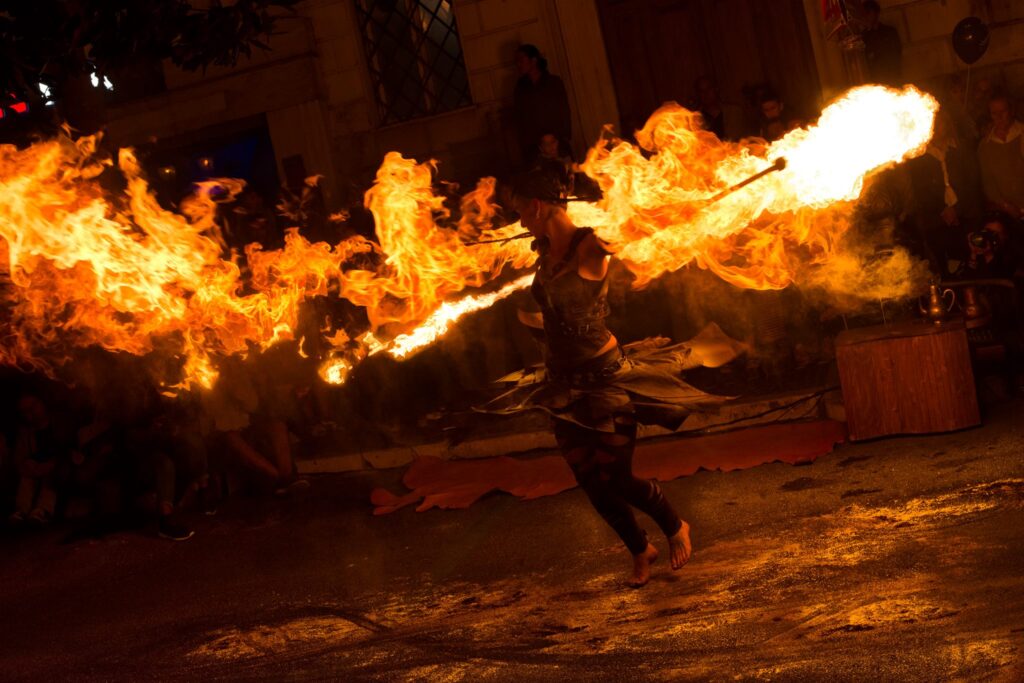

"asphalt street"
[2,403,1023,682]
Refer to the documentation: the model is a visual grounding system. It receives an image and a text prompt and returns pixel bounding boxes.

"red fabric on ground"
[370,420,847,515]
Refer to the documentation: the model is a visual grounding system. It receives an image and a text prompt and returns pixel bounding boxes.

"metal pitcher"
[918,283,956,324]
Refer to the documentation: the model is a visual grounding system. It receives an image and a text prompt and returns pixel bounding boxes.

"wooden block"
[836,321,980,441]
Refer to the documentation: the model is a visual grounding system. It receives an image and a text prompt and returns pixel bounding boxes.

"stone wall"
[105,0,618,209]
[881,0,1024,90]
[317,0,618,199]
[803,0,1024,101]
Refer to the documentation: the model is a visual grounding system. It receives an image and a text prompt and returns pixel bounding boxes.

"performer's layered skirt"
[479,330,739,433]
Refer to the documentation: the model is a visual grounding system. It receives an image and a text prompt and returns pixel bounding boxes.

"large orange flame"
[0,141,529,389]
[0,136,262,389]
[0,85,936,389]
[578,84,938,289]
[340,85,938,375]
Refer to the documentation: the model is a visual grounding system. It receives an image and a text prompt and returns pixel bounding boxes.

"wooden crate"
[836,320,980,441]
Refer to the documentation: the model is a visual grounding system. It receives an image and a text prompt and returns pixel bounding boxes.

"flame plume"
[0,85,936,389]
[0,136,258,388]
[0,141,529,388]
[578,84,938,289]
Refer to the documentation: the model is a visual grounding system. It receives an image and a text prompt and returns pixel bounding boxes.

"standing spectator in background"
[757,90,801,142]
[693,76,743,141]
[906,109,982,275]
[205,352,309,498]
[126,391,213,541]
[861,0,903,86]
[513,44,572,166]
[759,92,787,142]
[943,73,980,145]
[978,95,1024,222]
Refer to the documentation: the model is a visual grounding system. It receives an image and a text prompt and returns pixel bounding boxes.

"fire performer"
[483,167,736,587]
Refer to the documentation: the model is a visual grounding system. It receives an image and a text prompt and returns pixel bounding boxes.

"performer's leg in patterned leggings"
[554,413,691,586]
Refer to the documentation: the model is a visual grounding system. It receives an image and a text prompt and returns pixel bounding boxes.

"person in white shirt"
[978,95,1024,221]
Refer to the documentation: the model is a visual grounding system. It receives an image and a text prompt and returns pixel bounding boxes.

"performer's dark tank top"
[531,228,613,372]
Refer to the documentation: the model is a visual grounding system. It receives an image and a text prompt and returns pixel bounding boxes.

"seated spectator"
[956,212,1019,280]
[9,394,71,525]
[205,353,308,497]
[953,214,1021,368]
[71,352,213,540]
[978,95,1024,221]
[943,73,980,146]
[534,132,603,202]
[60,353,139,528]
[126,394,213,541]
[693,76,744,141]
[65,403,129,525]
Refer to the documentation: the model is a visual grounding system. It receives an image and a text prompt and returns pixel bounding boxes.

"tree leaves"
[0,0,301,103]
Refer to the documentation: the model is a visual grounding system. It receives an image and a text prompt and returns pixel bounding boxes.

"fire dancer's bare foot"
[668,521,692,570]
[630,543,659,588]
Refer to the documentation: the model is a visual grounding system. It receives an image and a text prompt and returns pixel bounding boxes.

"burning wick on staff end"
[708,157,788,203]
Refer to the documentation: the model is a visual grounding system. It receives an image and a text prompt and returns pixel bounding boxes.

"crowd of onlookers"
[0,344,327,541]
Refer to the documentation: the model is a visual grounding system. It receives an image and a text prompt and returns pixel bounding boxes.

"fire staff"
[482,167,731,587]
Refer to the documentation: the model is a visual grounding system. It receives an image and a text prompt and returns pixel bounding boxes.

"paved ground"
[2,403,1023,682]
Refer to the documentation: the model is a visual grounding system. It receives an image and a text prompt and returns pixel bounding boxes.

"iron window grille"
[354,0,472,125]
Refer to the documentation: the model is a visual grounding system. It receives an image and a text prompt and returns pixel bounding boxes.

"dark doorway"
[596,0,821,138]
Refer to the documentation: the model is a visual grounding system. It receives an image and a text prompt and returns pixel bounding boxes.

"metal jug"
[961,286,990,328]
[918,284,956,324]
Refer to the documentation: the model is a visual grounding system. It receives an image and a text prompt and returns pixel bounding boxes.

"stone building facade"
[884,0,1024,86]
[102,0,1024,212]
